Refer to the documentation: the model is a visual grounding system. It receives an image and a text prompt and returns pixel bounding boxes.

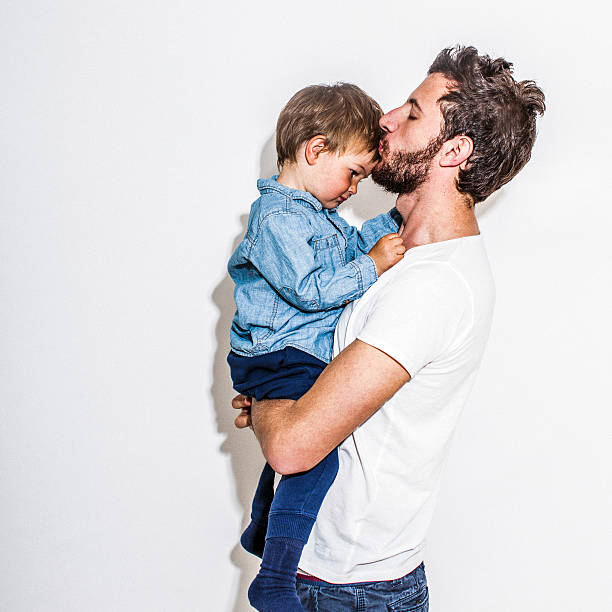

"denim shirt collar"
[257,175,323,212]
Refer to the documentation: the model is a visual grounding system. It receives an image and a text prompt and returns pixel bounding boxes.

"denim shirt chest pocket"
[311,233,345,267]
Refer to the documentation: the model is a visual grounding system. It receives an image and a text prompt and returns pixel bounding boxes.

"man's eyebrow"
[408,97,422,113]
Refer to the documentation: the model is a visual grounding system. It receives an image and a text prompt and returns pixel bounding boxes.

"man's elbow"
[263,438,319,475]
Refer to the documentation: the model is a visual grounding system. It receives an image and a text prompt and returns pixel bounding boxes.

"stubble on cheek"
[372,136,444,194]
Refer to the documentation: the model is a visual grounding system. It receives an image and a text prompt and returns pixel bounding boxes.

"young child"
[227,83,406,612]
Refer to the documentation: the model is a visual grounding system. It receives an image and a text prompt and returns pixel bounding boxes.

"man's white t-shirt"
[299,235,496,583]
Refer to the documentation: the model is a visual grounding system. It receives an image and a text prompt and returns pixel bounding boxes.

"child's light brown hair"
[276,83,383,168]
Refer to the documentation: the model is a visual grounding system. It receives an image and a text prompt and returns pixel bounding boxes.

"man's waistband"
[296,562,426,586]
[296,572,327,583]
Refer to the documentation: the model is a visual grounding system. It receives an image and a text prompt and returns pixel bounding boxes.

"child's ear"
[305,135,328,165]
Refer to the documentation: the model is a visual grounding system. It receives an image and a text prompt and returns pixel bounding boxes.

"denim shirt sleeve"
[248,211,377,312]
[341,208,401,260]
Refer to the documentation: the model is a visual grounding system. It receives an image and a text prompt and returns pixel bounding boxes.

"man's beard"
[372,136,444,194]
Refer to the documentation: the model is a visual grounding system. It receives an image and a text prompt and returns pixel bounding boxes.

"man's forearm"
[249,340,411,475]
[251,397,334,475]
[250,398,295,471]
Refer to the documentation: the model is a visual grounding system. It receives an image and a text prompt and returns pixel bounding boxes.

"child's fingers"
[385,236,405,254]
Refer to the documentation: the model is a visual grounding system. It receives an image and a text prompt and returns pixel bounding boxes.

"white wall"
[2,1,610,610]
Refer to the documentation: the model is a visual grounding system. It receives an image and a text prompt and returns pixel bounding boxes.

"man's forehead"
[409,73,454,108]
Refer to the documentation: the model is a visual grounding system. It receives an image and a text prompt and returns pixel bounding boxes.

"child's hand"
[368,233,406,276]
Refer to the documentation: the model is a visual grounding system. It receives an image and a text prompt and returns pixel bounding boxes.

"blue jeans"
[228,348,336,543]
[296,563,428,611]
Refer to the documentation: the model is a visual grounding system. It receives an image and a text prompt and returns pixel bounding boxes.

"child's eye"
[350,169,358,177]
[409,115,417,120]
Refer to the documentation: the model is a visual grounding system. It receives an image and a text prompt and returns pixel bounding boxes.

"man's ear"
[439,135,473,169]
[305,135,328,166]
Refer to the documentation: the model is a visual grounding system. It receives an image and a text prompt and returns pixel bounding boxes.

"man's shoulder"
[376,237,493,307]
[381,260,469,307]
[400,236,491,281]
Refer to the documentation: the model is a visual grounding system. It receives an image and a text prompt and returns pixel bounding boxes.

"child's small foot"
[240,520,267,558]
[247,537,306,612]
[248,574,305,612]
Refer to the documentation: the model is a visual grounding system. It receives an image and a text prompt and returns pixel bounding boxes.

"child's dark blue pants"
[228,347,339,546]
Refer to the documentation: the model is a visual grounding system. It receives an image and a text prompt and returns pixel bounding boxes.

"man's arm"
[235,339,411,475]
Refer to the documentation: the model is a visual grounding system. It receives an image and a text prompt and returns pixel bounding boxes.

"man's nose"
[379,107,401,133]
[379,111,397,133]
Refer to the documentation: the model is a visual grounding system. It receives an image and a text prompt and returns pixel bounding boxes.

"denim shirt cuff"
[349,253,378,295]
[388,207,403,229]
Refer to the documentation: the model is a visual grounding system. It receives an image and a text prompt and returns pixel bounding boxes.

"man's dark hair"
[429,46,545,204]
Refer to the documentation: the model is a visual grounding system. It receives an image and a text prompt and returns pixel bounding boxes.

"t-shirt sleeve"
[356,263,472,378]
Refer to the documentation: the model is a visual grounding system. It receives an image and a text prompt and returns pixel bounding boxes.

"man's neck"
[395,178,480,250]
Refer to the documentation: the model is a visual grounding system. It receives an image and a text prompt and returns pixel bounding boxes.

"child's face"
[309,148,378,210]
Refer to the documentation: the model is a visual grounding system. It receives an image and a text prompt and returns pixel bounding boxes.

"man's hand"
[368,233,406,276]
[232,394,253,429]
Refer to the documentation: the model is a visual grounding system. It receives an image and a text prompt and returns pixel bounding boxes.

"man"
[234,46,545,611]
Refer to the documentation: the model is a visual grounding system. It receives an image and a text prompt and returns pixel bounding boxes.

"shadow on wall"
[474,187,505,220]
[210,135,279,612]
[209,134,503,612]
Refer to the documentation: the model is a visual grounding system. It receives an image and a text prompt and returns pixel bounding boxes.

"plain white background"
[2,1,611,610]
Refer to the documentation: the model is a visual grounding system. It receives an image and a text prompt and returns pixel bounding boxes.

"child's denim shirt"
[228,176,401,363]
